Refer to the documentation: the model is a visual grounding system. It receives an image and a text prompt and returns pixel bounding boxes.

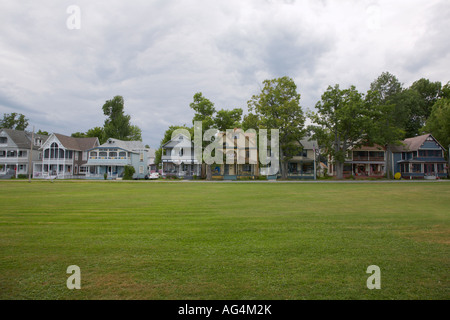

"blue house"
[391,134,447,179]
[86,138,149,179]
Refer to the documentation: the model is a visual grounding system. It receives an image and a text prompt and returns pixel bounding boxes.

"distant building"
[391,134,447,179]
[161,132,201,179]
[211,129,259,180]
[0,128,48,178]
[328,144,386,178]
[282,138,318,180]
[85,138,149,179]
[34,133,99,179]
[147,147,157,173]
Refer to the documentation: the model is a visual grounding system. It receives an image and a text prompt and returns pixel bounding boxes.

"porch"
[162,161,201,178]
[286,161,315,179]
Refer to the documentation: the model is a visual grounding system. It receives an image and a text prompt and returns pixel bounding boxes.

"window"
[99,152,107,158]
[437,164,444,173]
[34,138,42,146]
[75,152,79,160]
[0,150,5,158]
[79,166,88,173]
[297,150,307,157]
[90,151,97,158]
[140,152,144,161]
[119,151,126,158]
[243,164,252,172]
[18,151,27,158]
[412,164,422,173]
[0,137,7,144]
[109,152,117,158]
[139,166,144,174]
[288,163,298,173]
[82,152,87,161]
[419,150,442,158]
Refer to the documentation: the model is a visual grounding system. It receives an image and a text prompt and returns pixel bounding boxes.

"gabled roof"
[95,138,145,152]
[0,128,48,150]
[53,133,99,151]
[391,134,444,152]
[162,133,192,148]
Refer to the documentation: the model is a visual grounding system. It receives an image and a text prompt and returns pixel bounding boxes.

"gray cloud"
[0,0,448,147]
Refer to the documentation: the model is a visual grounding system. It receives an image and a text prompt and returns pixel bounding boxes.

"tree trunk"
[279,148,288,180]
[385,145,392,179]
[336,161,344,179]
[281,160,288,179]
[206,164,212,181]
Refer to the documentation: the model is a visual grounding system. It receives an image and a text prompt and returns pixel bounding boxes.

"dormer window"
[179,136,183,140]
[34,138,42,146]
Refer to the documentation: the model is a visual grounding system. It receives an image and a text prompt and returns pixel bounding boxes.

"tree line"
[155,72,449,179]
[2,71,449,180]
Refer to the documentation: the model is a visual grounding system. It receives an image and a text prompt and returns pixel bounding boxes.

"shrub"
[17,174,28,179]
[123,166,135,180]
[104,173,108,180]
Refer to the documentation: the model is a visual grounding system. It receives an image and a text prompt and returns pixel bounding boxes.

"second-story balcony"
[352,151,385,162]
[87,156,131,166]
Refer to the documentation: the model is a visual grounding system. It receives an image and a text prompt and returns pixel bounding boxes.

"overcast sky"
[0,0,449,148]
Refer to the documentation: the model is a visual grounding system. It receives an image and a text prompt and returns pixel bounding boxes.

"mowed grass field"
[0,180,448,300]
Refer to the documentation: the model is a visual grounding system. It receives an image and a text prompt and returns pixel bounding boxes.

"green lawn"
[0,180,448,300]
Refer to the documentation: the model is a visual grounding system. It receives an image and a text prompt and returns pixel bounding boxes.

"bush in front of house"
[123,166,135,180]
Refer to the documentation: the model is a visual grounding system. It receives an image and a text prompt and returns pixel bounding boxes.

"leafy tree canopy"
[0,113,29,131]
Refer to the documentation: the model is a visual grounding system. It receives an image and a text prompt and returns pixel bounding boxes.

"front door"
[425,164,435,175]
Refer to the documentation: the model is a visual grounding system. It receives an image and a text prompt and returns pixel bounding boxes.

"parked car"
[149,172,160,180]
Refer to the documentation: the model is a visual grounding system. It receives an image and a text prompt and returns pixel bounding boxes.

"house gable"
[41,134,63,150]
[162,133,193,149]
[0,130,18,148]
[420,135,444,150]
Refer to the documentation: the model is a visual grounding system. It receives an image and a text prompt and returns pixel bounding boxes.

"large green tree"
[0,113,29,130]
[102,96,142,141]
[410,78,442,120]
[214,108,243,132]
[190,92,216,180]
[364,89,404,178]
[248,76,305,179]
[71,126,106,144]
[422,95,450,151]
[310,84,369,179]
